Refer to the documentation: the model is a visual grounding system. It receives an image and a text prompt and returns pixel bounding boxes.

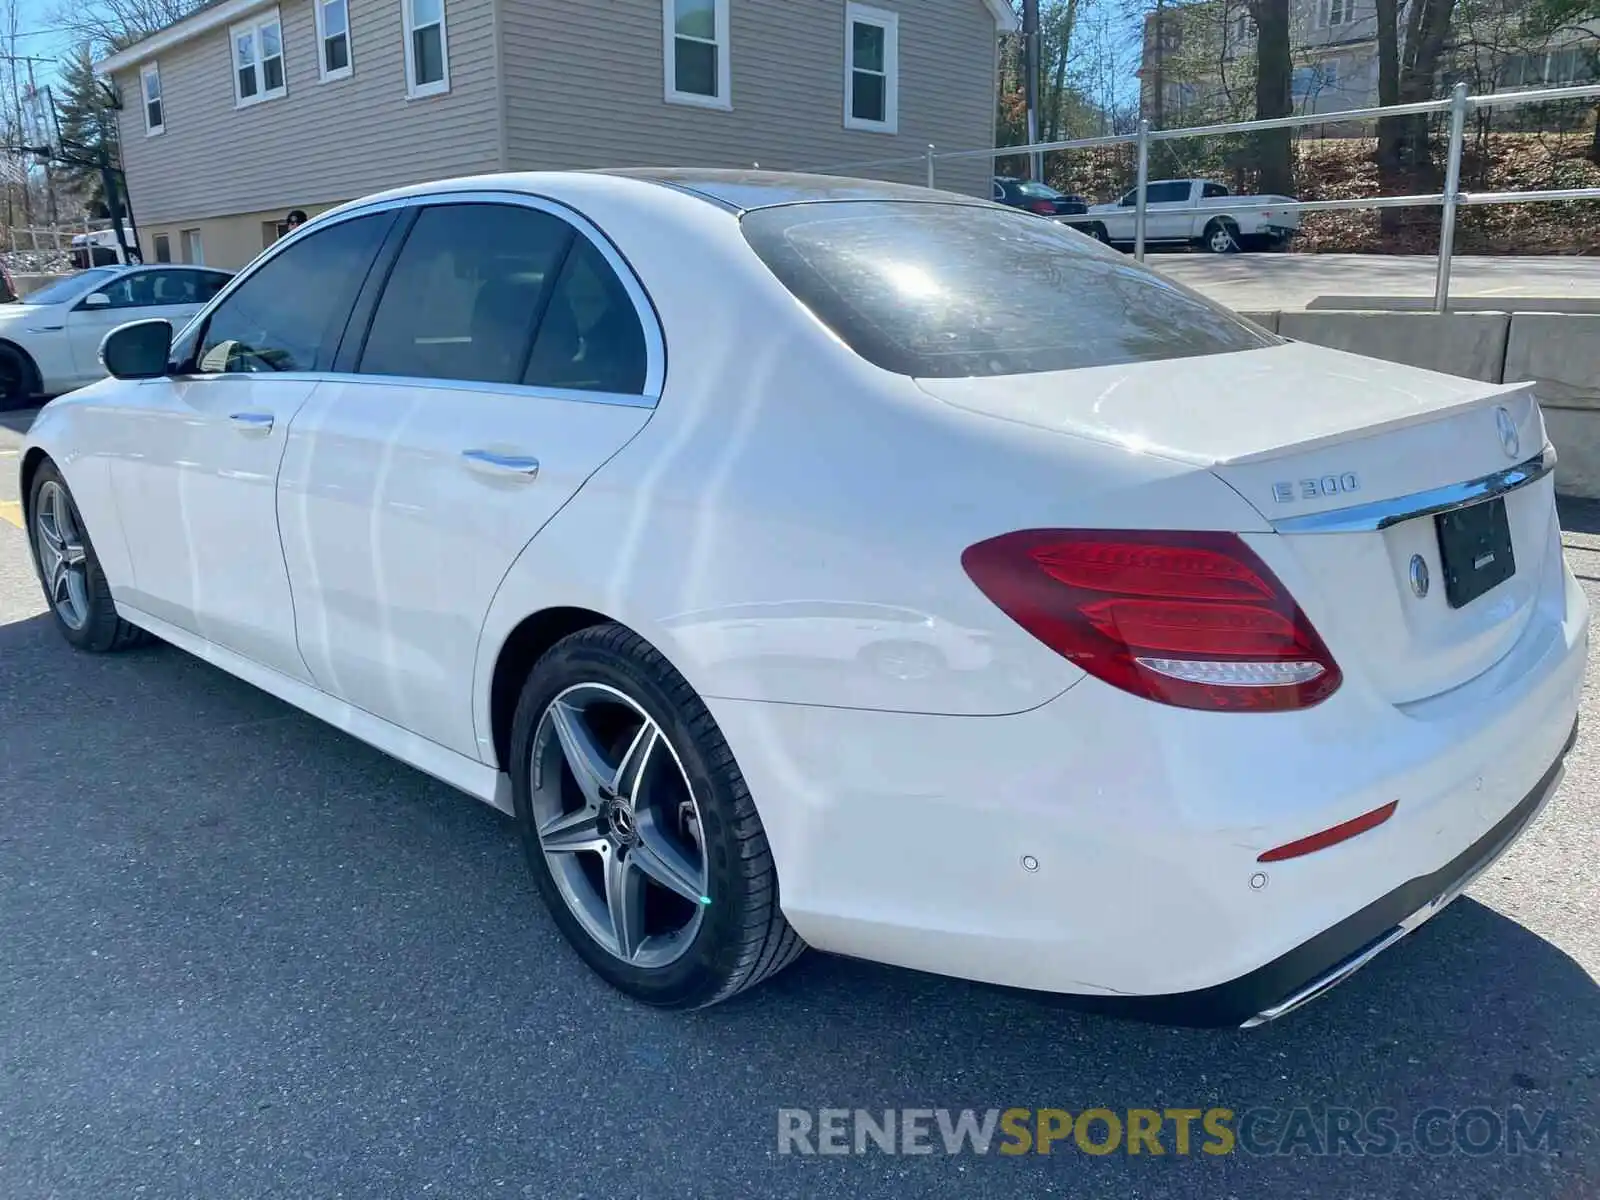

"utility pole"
[1022,0,1041,181]
[25,61,57,226]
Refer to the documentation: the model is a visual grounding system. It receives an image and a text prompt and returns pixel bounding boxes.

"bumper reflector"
[1257,800,1399,863]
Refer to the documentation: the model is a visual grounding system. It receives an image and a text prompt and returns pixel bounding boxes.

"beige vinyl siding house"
[99,0,1013,270]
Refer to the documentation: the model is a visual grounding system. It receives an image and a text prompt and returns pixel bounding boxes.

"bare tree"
[53,0,199,54]
[1250,0,1294,193]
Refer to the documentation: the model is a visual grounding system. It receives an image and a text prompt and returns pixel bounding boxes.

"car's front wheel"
[27,460,150,652]
[509,623,804,1008]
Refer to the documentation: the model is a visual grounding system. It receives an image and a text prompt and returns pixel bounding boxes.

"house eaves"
[94,0,280,75]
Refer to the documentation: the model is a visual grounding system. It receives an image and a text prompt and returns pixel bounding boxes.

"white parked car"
[0,264,233,407]
[20,171,1586,1025]
[1065,178,1301,253]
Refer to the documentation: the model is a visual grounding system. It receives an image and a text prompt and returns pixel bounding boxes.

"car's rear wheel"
[1085,222,1110,244]
[27,461,151,652]
[1203,218,1242,254]
[509,622,804,1008]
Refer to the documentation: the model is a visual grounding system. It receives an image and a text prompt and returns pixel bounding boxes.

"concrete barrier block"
[1277,311,1510,383]
[1504,314,1600,412]
[1239,310,1279,333]
[1538,408,1600,500]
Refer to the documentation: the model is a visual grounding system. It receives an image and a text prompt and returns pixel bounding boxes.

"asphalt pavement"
[1,405,1597,1199]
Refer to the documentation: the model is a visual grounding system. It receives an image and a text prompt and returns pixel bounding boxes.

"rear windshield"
[1015,181,1064,199]
[741,201,1277,378]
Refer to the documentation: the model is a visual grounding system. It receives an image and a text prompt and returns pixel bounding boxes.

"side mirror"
[81,291,111,309]
[100,319,173,380]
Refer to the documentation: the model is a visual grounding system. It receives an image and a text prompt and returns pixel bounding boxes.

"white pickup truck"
[1061,179,1300,253]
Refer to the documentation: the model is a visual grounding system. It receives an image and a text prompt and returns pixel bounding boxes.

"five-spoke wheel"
[510,623,804,1007]
[34,480,91,631]
[532,682,710,968]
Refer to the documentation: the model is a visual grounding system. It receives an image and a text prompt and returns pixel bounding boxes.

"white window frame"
[662,0,731,110]
[403,0,451,99]
[141,62,164,135]
[844,3,898,134]
[231,10,287,108]
[314,0,353,81]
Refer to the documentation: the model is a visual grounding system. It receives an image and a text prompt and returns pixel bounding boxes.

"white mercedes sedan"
[19,171,1587,1026]
[0,263,233,407]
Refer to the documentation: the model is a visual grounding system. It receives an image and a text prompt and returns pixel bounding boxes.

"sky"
[6,0,82,89]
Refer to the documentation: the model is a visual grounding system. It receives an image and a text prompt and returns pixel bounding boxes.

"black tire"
[1202,218,1242,254]
[27,460,152,653]
[509,622,804,1008]
[1086,222,1110,244]
[0,343,36,411]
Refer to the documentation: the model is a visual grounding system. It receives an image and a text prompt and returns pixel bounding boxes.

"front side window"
[233,13,286,106]
[317,0,352,78]
[193,212,391,374]
[141,63,164,134]
[741,202,1278,378]
[405,0,449,96]
[359,204,572,384]
[845,3,898,132]
[663,0,729,107]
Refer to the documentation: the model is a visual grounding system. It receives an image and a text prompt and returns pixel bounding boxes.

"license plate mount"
[1435,497,1515,609]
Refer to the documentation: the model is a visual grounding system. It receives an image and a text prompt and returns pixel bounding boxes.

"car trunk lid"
[917,342,1553,704]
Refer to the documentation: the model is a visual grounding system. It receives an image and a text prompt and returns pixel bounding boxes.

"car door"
[276,195,660,760]
[106,212,396,681]
[1143,181,1195,240]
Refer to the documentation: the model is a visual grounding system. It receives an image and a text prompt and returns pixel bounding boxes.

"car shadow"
[1,608,1595,1196]
[0,403,41,434]
[1558,494,1600,536]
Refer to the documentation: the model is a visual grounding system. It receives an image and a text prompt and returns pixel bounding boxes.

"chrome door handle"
[229,412,274,434]
[462,449,540,478]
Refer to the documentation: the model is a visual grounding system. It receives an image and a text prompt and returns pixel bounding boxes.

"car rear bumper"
[1058,721,1573,1027]
[709,556,1587,1022]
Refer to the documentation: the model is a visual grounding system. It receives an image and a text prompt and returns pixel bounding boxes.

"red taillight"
[1030,199,1057,214]
[961,530,1342,712]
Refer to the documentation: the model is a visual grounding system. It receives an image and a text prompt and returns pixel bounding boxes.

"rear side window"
[359,203,574,385]
[1202,182,1229,198]
[523,237,648,395]
[741,202,1277,379]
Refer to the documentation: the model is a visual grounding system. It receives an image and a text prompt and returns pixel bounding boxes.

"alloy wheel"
[1209,225,1238,253]
[530,682,710,969]
[34,481,90,630]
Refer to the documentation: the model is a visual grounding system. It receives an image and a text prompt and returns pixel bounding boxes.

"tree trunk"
[1251,0,1293,195]
[1375,0,1402,194]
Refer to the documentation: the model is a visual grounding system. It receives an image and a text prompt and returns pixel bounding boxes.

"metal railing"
[803,82,1600,313]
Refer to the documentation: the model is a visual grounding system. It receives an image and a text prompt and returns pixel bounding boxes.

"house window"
[153,233,172,262]
[1322,0,1349,25]
[232,12,286,106]
[141,63,164,134]
[845,3,898,133]
[316,0,352,79]
[181,229,205,265]
[404,0,450,97]
[663,0,730,108]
